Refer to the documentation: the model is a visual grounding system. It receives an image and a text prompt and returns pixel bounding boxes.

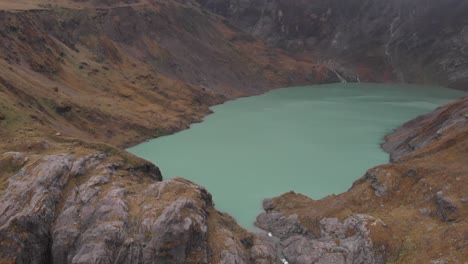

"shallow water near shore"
[128,83,466,229]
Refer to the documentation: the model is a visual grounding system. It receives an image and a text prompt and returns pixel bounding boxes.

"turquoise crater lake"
[128,83,466,229]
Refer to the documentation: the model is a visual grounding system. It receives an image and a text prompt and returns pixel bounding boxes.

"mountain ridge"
[198,0,468,90]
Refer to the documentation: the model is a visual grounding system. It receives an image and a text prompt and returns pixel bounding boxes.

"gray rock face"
[262,198,275,212]
[435,191,459,222]
[0,151,251,263]
[141,197,209,263]
[361,168,389,197]
[255,207,386,264]
[0,154,74,263]
[250,234,278,264]
[51,173,211,263]
[383,97,468,161]
[256,213,307,239]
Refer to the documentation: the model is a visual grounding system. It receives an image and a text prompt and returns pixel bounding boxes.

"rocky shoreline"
[1,95,466,263]
[252,96,468,263]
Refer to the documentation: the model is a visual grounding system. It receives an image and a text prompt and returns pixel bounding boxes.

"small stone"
[371,182,387,197]
[54,103,72,115]
[78,62,89,69]
[240,236,254,249]
[406,169,417,177]
[419,208,431,216]
[255,213,306,239]
[55,132,61,136]
[436,191,444,199]
[263,198,275,212]
[429,259,448,264]
[435,191,458,221]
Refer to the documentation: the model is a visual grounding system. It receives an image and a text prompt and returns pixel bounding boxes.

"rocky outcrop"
[0,147,261,263]
[383,96,468,161]
[255,210,386,264]
[434,191,459,222]
[198,0,468,89]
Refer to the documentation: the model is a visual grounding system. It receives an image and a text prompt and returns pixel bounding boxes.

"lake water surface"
[127,83,466,229]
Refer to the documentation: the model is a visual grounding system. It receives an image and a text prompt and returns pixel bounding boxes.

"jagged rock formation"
[197,0,468,89]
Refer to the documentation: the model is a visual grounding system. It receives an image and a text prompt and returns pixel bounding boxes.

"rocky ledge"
[383,96,468,161]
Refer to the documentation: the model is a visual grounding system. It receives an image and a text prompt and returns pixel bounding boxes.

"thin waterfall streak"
[328,67,347,83]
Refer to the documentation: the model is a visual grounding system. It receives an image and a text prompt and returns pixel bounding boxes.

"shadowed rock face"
[197,0,468,89]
